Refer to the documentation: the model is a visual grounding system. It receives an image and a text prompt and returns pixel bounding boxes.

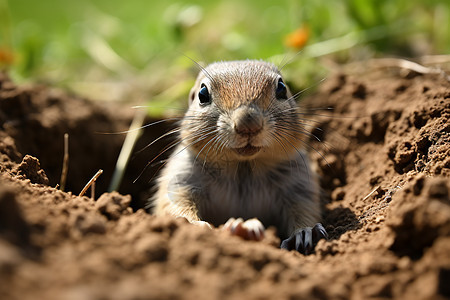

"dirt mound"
[0,67,449,299]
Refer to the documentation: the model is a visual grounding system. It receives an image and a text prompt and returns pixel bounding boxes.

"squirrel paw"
[280,223,328,255]
[191,220,213,229]
[223,217,265,241]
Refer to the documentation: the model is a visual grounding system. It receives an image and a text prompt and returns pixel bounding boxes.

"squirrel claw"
[223,217,265,241]
[280,223,328,255]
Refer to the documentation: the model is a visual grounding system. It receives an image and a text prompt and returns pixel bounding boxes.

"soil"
[0,65,449,300]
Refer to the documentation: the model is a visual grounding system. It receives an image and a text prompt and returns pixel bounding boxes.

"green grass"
[2,0,449,113]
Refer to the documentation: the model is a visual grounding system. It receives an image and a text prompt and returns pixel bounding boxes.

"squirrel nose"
[234,111,263,136]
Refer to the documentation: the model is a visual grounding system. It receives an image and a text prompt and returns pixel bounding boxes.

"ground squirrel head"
[181,60,305,165]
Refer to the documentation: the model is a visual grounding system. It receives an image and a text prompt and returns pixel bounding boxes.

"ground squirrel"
[151,60,327,254]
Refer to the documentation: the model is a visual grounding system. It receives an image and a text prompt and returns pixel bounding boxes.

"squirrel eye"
[275,78,287,100]
[198,84,211,105]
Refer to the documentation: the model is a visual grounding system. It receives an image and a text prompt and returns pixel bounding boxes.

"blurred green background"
[1,0,449,112]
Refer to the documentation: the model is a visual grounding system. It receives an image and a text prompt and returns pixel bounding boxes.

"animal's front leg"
[280,223,328,255]
[171,204,214,229]
[222,218,265,241]
[154,187,214,229]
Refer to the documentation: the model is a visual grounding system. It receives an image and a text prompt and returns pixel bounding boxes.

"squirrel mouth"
[234,144,261,156]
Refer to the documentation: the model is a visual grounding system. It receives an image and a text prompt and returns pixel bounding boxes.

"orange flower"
[284,26,309,49]
[0,47,14,66]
